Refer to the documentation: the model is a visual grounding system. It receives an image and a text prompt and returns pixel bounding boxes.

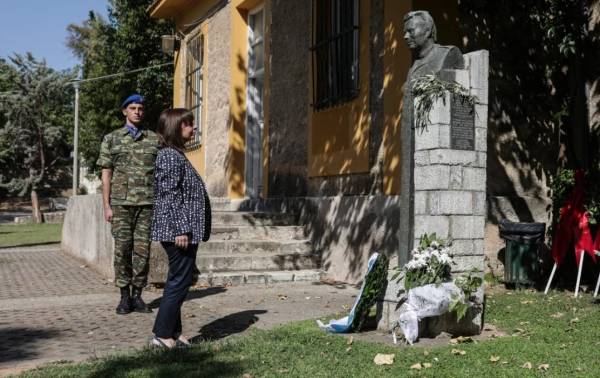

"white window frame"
[184,31,204,150]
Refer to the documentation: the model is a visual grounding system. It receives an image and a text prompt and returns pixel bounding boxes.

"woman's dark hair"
[156,108,194,151]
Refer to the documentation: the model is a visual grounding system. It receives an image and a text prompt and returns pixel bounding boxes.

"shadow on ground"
[192,310,268,342]
[82,347,242,378]
[0,327,62,364]
[148,287,228,309]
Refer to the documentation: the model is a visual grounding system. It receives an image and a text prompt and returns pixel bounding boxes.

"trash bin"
[498,220,546,288]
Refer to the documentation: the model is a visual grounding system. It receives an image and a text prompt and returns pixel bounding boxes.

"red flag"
[551,170,597,265]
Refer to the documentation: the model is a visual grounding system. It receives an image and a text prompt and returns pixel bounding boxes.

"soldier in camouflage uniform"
[97,94,159,315]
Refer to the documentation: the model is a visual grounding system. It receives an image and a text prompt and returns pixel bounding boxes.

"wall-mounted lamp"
[161,35,181,54]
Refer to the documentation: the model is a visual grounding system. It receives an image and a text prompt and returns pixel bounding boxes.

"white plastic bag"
[393,282,464,345]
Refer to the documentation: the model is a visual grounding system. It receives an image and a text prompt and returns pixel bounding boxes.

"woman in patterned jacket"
[150,108,211,349]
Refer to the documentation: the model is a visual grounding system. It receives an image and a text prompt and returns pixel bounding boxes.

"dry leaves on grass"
[550,312,564,319]
[451,349,466,356]
[410,363,422,370]
[538,364,550,371]
[374,354,395,365]
[450,336,474,344]
[522,362,532,369]
[346,336,353,345]
[489,356,500,363]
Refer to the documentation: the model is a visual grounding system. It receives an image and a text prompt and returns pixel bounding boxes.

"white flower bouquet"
[395,233,454,291]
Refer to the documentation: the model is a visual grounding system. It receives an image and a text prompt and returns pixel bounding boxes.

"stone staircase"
[191,200,323,286]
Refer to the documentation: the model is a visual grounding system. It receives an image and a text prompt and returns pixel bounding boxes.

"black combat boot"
[116,286,132,315]
[131,287,152,313]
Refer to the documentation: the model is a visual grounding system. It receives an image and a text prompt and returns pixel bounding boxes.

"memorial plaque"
[450,95,475,150]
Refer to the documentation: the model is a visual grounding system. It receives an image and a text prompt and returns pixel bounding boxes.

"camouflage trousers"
[111,205,153,288]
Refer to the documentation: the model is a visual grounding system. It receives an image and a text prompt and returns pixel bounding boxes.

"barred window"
[185,33,204,149]
[311,0,360,110]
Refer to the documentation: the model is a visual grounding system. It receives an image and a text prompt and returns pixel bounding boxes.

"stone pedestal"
[378,50,489,332]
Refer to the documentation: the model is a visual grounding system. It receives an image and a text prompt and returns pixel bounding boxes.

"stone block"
[472,192,486,215]
[450,216,485,239]
[432,94,451,125]
[466,50,489,105]
[429,149,478,166]
[449,166,463,189]
[473,239,485,255]
[452,254,485,272]
[449,239,474,256]
[294,270,323,282]
[463,54,470,69]
[440,69,470,88]
[414,191,428,215]
[211,272,245,287]
[476,152,487,168]
[195,275,211,287]
[245,272,268,284]
[438,124,451,148]
[414,150,430,166]
[475,127,487,152]
[429,191,473,215]
[266,271,295,283]
[420,300,483,336]
[414,215,450,239]
[462,167,486,191]
[470,88,488,105]
[416,93,450,125]
[414,165,450,190]
[474,104,488,129]
[415,124,450,150]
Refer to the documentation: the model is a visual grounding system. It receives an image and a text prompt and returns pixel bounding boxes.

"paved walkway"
[0,245,359,376]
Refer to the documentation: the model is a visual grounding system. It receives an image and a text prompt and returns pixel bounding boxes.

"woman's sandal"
[175,335,192,348]
[151,337,175,349]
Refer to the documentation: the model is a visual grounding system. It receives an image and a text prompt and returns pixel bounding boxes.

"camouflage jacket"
[96,127,160,206]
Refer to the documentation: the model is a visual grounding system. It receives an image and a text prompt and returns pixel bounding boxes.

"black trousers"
[152,242,198,339]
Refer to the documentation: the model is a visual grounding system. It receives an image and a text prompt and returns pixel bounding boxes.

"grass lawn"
[18,287,600,377]
[0,223,62,248]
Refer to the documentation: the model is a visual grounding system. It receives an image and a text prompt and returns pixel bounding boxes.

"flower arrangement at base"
[393,233,454,291]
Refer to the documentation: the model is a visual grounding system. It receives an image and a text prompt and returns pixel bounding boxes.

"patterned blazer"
[151,147,211,244]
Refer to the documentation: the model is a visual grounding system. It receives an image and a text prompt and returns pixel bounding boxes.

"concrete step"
[212,211,297,226]
[210,225,307,241]
[196,269,325,287]
[199,240,311,254]
[197,252,320,272]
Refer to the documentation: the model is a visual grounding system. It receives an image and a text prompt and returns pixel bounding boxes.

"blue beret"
[121,94,145,109]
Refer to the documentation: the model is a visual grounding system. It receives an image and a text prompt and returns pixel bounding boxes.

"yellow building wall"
[308,0,371,177]
[382,0,411,195]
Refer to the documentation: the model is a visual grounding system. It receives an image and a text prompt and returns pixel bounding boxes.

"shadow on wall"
[456,1,600,224]
[225,52,248,199]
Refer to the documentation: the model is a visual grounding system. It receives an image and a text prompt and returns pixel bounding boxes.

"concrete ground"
[0,244,359,376]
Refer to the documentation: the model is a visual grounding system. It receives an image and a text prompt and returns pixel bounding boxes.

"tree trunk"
[31,189,43,224]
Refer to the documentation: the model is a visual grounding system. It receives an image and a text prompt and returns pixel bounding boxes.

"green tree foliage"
[67,0,173,171]
[455,0,600,227]
[0,54,75,219]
